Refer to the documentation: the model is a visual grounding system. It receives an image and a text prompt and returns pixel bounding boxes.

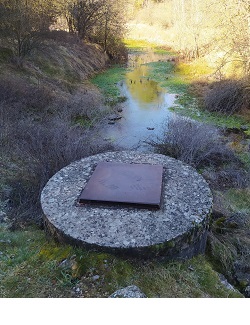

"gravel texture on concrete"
[109,285,147,298]
[41,151,213,258]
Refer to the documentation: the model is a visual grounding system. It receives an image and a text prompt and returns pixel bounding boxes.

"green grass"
[72,115,93,128]
[144,56,250,131]
[124,39,176,55]
[0,47,12,63]
[0,226,243,298]
[91,65,127,105]
[225,189,250,213]
[238,152,250,169]
[144,61,189,93]
[170,96,250,129]
[124,39,158,52]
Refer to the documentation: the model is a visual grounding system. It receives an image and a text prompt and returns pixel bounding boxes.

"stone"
[109,285,147,298]
[0,211,7,223]
[218,273,239,293]
[108,114,122,121]
[92,275,100,281]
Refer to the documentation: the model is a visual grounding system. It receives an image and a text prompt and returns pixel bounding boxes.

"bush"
[0,76,53,113]
[3,116,113,228]
[204,79,250,115]
[147,117,237,168]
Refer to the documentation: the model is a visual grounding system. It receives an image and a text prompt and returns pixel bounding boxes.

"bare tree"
[0,0,57,60]
[68,0,106,40]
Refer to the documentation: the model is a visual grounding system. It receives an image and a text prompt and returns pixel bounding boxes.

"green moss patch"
[91,65,126,105]
[0,226,243,298]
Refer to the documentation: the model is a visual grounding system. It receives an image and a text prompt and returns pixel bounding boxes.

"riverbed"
[100,50,177,151]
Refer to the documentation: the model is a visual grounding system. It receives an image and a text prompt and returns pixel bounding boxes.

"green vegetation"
[170,98,250,130]
[146,61,189,93]
[0,225,242,298]
[225,189,250,213]
[145,59,250,131]
[124,39,176,55]
[91,66,127,105]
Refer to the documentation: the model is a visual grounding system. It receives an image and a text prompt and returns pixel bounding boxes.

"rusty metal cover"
[79,162,163,208]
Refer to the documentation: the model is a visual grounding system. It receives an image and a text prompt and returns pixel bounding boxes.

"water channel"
[102,50,177,151]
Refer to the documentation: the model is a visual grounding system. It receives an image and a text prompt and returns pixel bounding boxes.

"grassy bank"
[0,225,242,298]
[91,66,127,106]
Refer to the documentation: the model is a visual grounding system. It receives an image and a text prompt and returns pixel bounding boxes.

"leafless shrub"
[5,117,114,227]
[148,117,236,168]
[61,87,106,121]
[202,165,249,190]
[0,75,53,113]
[204,79,250,115]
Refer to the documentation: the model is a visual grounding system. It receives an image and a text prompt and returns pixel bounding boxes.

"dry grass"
[0,38,112,228]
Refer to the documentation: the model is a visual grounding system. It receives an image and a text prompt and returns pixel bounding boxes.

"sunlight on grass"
[0,226,243,298]
[91,65,126,105]
[124,39,176,55]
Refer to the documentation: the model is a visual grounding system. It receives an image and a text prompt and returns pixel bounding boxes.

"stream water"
[102,50,176,151]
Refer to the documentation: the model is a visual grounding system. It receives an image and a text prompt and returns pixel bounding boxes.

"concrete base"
[41,151,213,260]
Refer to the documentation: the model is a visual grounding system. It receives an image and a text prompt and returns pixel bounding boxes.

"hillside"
[0,32,112,228]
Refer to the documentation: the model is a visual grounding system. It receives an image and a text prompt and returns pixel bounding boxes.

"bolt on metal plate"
[79,161,163,209]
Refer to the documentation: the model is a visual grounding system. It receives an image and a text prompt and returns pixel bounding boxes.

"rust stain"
[78,162,163,209]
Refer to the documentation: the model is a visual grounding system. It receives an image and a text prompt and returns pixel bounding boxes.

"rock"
[109,285,147,298]
[0,211,7,223]
[92,275,100,281]
[58,258,72,269]
[0,239,11,244]
[108,114,122,121]
[72,286,82,297]
[108,121,115,125]
[117,108,123,113]
[218,273,239,293]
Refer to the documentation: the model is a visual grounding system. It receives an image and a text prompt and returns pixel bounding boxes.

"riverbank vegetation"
[0,224,242,298]
[1,0,250,299]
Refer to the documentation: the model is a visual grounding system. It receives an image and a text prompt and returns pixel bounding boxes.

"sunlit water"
[102,51,176,151]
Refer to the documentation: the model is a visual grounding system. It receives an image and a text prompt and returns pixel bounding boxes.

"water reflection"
[102,51,176,151]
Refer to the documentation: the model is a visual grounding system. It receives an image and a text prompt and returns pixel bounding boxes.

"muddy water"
[103,51,176,151]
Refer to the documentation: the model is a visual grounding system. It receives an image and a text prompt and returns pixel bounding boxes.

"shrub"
[4,117,114,227]
[204,79,250,115]
[0,76,53,113]
[147,117,237,168]
[202,165,249,190]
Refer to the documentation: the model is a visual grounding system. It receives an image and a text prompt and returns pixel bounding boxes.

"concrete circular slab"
[41,151,213,260]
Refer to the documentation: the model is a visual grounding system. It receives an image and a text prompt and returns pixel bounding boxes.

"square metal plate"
[79,162,163,208]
